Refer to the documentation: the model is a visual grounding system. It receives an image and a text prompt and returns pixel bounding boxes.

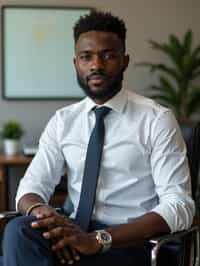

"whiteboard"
[2,6,91,100]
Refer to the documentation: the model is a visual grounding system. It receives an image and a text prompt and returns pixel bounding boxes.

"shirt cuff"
[151,200,195,233]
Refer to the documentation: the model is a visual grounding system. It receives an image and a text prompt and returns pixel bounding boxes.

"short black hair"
[73,10,127,51]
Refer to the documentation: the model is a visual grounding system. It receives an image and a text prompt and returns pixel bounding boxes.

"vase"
[3,139,19,156]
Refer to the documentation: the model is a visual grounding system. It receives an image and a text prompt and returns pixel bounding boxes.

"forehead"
[75,31,123,53]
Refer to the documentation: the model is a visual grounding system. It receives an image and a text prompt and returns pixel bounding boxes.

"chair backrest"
[182,123,200,266]
[183,123,200,199]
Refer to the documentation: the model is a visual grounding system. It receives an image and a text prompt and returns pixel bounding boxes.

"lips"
[88,74,105,80]
[87,74,106,85]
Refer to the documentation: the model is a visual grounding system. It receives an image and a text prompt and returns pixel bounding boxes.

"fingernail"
[31,222,37,227]
[68,260,74,265]
[75,256,80,261]
[43,232,49,239]
[61,259,66,264]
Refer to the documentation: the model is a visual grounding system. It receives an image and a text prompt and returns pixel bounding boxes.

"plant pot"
[3,139,19,156]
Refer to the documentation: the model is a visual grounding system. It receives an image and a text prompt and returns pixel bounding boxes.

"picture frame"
[1,5,91,100]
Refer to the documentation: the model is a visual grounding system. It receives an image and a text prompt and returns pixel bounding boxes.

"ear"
[73,57,76,66]
[123,54,130,71]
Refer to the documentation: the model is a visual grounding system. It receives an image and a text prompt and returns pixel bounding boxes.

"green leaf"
[192,44,200,58]
[0,120,24,139]
[169,34,182,52]
[183,30,193,54]
[149,40,182,70]
[191,58,200,74]
[135,62,157,70]
[187,92,200,116]
[151,94,172,105]
[151,93,180,107]
[169,34,184,68]
[149,85,175,99]
[153,64,181,81]
[149,40,164,51]
[182,54,195,79]
[136,61,181,80]
[159,76,179,99]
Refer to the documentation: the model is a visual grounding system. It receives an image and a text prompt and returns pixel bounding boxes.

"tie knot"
[94,106,111,120]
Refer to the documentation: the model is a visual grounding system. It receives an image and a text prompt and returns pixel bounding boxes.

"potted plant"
[136,30,200,208]
[136,30,200,126]
[0,120,24,155]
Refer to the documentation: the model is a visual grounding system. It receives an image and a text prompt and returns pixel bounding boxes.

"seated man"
[1,10,195,266]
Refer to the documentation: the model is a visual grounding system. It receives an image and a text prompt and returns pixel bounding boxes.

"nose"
[90,55,105,72]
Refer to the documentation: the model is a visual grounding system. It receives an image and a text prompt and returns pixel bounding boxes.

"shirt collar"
[84,88,128,114]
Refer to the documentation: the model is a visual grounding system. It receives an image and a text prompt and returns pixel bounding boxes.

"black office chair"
[0,123,199,266]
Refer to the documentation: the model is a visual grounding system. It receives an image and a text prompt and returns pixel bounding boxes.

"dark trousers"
[0,216,151,266]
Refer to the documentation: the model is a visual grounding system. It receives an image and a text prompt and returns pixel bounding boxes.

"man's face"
[74,31,129,104]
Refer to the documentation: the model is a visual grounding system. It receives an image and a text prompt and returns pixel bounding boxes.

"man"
[1,10,195,266]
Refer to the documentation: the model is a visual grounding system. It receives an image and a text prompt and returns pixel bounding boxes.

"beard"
[76,69,124,101]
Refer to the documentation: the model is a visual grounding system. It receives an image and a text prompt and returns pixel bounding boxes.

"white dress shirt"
[16,89,195,232]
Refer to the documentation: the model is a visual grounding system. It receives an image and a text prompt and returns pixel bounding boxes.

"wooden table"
[0,154,32,211]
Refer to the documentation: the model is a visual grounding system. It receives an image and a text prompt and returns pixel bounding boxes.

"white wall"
[0,0,200,146]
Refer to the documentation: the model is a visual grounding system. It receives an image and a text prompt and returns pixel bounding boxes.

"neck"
[92,87,122,105]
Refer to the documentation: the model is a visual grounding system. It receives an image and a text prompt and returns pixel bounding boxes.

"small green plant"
[0,120,24,140]
[136,30,200,123]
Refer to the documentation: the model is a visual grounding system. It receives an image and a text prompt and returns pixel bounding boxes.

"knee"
[3,216,36,244]
[2,216,53,263]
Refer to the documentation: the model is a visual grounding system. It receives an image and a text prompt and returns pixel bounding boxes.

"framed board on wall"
[1,6,91,100]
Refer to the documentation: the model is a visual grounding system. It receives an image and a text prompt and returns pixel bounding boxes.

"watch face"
[96,230,112,253]
[101,231,109,241]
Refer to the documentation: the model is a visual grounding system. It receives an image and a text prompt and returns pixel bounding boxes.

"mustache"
[86,72,107,81]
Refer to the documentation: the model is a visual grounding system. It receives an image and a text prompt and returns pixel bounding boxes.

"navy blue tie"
[76,106,111,231]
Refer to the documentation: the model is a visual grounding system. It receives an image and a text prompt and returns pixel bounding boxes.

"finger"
[31,205,56,218]
[52,239,66,265]
[62,247,75,265]
[35,211,53,219]
[52,238,74,265]
[43,226,76,240]
[52,239,69,265]
[52,235,76,251]
[52,237,67,251]
[71,248,80,262]
[31,215,60,229]
[56,249,66,264]
[56,247,80,264]
[36,213,45,219]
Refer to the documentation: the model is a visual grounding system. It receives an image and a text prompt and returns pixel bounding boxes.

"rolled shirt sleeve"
[16,113,66,210]
[150,110,195,232]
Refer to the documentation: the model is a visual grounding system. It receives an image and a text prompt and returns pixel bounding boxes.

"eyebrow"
[77,48,120,55]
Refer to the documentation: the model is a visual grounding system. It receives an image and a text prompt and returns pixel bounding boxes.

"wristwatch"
[95,230,112,253]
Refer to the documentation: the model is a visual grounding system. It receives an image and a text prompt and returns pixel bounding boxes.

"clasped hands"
[30,205,100,265]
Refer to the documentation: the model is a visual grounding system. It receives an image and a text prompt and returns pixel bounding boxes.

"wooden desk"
[0,154,32,211]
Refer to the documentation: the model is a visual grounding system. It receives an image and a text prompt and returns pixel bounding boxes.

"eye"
[102,52,119,60]
[78,54,92,62]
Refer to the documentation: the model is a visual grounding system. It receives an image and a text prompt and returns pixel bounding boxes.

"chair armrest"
[0,211,20,233]
[148,226,200,266]
[0,211,20,220]
[0,207,62,222]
